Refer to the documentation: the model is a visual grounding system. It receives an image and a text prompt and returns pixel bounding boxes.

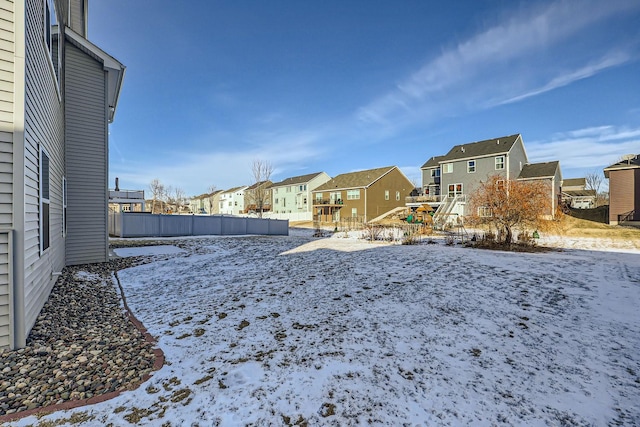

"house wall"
[421,166,441,193]
[441,154,507,201]
[552,167,562,215]
[64,42,109,265]
[609,168,640,224]
[22,0,66,342]
[0,0,16,349]
[68,0,86,37]
[367,168,413,220]
[231,189,245,215]
[507,136,528,181]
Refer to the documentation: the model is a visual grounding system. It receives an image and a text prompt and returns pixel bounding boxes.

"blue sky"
[90,0,640,196]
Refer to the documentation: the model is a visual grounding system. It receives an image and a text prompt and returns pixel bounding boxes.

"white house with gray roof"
[219,186,248,215]
[269,172,331,220]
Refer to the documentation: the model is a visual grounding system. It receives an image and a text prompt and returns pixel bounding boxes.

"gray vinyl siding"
[507,136,528,181]
[64,42,108,265]
[23,0,65,336]
[0,0,14,349]
[68,0,86,37]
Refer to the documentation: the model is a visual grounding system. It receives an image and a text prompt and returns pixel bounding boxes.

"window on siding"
[448,183,463,197]
[44,0,60,83]
[315,193,322,202]
[396,191,400,201]
[478,206,492,217]
[495,156,505,170]
[347,189,360,200]
[351,208,357,218]
[468,160,476,173]
[40,148,50,253]
[442,163,453,174]
[430,168,441,178]
[385,190,389,200]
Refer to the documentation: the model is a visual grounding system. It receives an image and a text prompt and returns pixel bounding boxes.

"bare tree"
[172,187,186,214]
[249,160,274,218]
[585,171,606,207]
[468,175,553,245]
[149,178,164,214]
[585,171,603,193]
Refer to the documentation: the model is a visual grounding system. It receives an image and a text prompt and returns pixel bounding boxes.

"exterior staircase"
[432,195,463,229]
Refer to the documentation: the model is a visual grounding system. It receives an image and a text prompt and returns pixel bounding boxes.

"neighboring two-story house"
[604,154,640,225]
[189,190,223,215]
[270,172,331,219]
[418,134,528,220]
[219,186,248,215]
[312,166,413,223]
[417,134,562,223]
[1,0,125,349]
[244,180,273,215]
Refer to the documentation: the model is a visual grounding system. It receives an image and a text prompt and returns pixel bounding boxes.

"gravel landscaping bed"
[0,257,158,418]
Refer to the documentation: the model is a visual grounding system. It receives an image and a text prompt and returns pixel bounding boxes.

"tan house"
[244,180,273,215]
[189,190,223,215]
[312,166,413,223]
[604,154,640,225]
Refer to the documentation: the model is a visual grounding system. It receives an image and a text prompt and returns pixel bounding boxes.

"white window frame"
[43,0,61,94]
[347,189,360,200]
[430,168,441,178]
[495,156,505,170]
[396,191,400,201]
[442,163,453,174]
[351,208,357,218]
[447,183,463,198]
[467,160,476,173]
[40,147,51,254]
[384,190,389,200]
[478,206,492,217]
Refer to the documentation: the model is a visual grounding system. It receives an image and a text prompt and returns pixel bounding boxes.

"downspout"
[364,187,367,223]
[12,2,27,349]
[103,67,109,262]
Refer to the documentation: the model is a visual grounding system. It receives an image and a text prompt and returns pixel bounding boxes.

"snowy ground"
[11,230,640,426]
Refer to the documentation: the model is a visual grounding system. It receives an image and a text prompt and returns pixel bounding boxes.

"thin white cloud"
[496,52,631,105]
[111,130,326,195]
[527,125,640,170]
[356,0,638,128]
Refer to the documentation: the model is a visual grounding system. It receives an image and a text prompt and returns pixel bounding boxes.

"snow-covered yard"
[12,230,640,426]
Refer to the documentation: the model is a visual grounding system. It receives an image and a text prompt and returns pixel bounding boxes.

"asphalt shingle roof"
[442,134,520,161]
[270,172,325,187]
[604,155,640,171]
[562,178,586,188]
[313,166,396,191]
[420,155,446,169]
[517,161,559,179]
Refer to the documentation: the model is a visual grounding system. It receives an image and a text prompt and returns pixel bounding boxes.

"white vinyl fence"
[109,213,288,238]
